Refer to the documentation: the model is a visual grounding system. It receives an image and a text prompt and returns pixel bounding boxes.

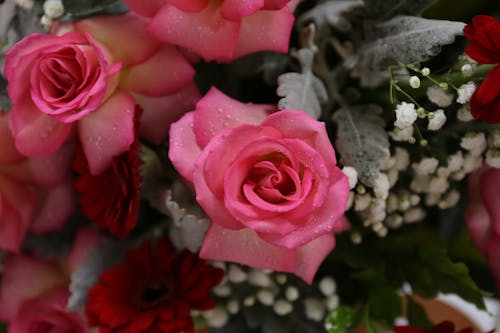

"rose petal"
[193,87,274,148]
[465,169,491,254]
[479,168,500,234]
[122,0,166,17]
[148,3,240,62]
[169,113,202,182]
[78,90,135,175]
[233,6,294,58]
[220,0,264,21]
[137,82,201,145]
[200,223,296,272]
[66,228,104,273]
[263,0,291,10]
[30,183,75,234]
[74,13,161,67]
[0,196,27,252]
[9,96,73,157]
[0,113,23,164]
[0,255,65,320]
[121,45,195,96]
[165,0,209,12]
[294,233,335,284]
[486,235,500,293]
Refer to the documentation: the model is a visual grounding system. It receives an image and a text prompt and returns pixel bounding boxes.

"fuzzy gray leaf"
[277,49,327,119]
[67,239,125,310]
[358,16,465,71]
[298,0,364,33]
[332,105,390,187]
[354,0,438,20]
[0,76,10,110]
[62,0,127,20]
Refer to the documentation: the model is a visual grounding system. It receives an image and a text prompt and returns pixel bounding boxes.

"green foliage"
[324,306,358,333]
[407,296,433,329]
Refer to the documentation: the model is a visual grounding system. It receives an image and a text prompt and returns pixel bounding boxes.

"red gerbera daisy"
[394,321,473,333]
[73,106,142,238]
[85,237,224,333]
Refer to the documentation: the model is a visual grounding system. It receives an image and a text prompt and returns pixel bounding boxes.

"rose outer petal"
[78,90,135,175]
[0,255,65,320]
[465,170,492,255]
[233,6,294,59]
[220,0,264,21]
[148,3,240,62]
[30,183,75,234]
[479,168,500,235]
[193,87,274,148]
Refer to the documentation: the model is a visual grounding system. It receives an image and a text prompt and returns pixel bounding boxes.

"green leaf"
[324,306,358,333]
[332,105,390,186]
[276,48,328,119]
[407,296,433,330]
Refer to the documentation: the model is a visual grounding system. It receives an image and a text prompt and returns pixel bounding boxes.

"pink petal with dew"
[0,143,74,187]
[264,0,291,10]
[334,216,352,233]
[294,232,335,284]
[165,0,209,12]
[479,168,500,234]
[0,196,27,252]
[286,0,301,11]
[149,3,240,62]
[66,228,104,273]
[262,110,338,169]
[137,82,201,145]
[465,170,492,254]
[169,113,202,182]
[30,183,75,234]
[121,45,195,96]
[0,255,65,320]
[78,90,135,175]
[74,13,161,67]
[259,170,348,248]
[201,223,296,272]
[220,0,264,21]
[9,97,73,157]
[122,0,165,17]
[193,87,273,148]
[233,6,294,58]
[0,113,23,164]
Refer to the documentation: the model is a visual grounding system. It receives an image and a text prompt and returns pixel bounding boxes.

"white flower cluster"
[41,0,65,30]
[202,264,340,328]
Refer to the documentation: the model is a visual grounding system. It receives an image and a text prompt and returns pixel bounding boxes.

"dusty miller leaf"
[332,105,389,187]
[62,0,127,20]
[67,238,125,310]
[277,49,327,119]
[298,0,364,33]
[357,15,465,71]
[353,0,438,20]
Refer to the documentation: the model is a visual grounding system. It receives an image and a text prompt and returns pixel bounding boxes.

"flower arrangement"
[0,0,499,332]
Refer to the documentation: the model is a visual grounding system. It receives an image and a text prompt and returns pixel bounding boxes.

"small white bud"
[275,274,287,285]
[386,214,403,228]
[274,299,293,316]
[350,232,362,244]
[461,133,487,156]
[457,105,474,122]
[412,157,439,175]
[394,102,418,129]
[325,295,340,310]
[409,194,421,206]
[228,265,247,283]
[387,194,399,213]
[439,190,460,209]
[456,82,476,104]
[205,307,229,328]
[373,173,390,199]
[394,148,410,170]
[409,76,421,88]
[319,277,337,296]
[243,296,255,307]
[285,286,300,302]
[43,0,64,19]
[461,64,474,77]
[486,149,500,168]
[421,67,430,76]
[342,166,358,190]
[257,290,275,306]
[410,175,430,194]
[428,177,449,194]
[15,0,34,9]
[345,192,354,210]
[447,151,464,173]
[213,285,231,297]
[226,299,240,314]
[427,109,447,131]
[426,86,454,107]
[426,193,441,206]
[248,270,272,288]
[404,208,426,223]
[304,298,326,322]
[390,126,414,142]
[354,194,371,211]
[488,130,500,148]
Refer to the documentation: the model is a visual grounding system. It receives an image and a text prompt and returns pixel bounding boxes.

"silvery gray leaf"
[332,105,390,187]
[277,49,327,119]
[0,0,15,43]
[353,0,438,20]
[67,239,125,310]
[298,0,364,33]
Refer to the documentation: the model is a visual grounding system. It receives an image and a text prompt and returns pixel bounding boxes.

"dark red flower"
[85,237,224,333]
[394,321,473,333]
[464,15,500,64]
[469,65,500,123]
[73,106,142,238]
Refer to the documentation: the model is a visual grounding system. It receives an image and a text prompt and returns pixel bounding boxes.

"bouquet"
[0,0,499,332]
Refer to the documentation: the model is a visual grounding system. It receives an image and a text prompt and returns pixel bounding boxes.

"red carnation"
[85,237,223,333]
[464,15,500,64]
[73,106,142,238]
[394,321,472,333]
[469,65,500,123]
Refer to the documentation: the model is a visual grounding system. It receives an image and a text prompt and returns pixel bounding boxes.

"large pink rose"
[0,229,102,333]
[169,88,349,283]
[5,13,199,175]
[123,0,297,62]
[465,167,500,293]
[0,112,74,252]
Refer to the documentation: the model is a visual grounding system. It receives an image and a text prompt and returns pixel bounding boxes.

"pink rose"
[465,167,500,293]
[5,13,199,175]
[169,88,349,283]
[123,0,297,62]
[0,229,102,333]
[0,112,74,251]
